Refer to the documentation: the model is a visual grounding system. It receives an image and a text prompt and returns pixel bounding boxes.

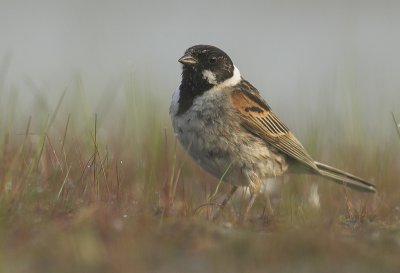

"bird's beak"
[178,53,198,65]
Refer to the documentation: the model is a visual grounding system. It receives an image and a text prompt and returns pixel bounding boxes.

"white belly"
[170,88,288,186]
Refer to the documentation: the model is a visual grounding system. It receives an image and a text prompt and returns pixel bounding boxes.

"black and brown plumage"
[230,82,375,192]
[170,45,376,220]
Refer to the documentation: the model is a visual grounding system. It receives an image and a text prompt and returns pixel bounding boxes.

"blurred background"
[1,0,399,139]
[1,2,400,272]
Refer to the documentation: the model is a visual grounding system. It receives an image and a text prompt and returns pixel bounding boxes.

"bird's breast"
[170,87,289,185]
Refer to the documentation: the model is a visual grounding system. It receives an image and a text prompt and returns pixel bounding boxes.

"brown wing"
[230,81,318,170]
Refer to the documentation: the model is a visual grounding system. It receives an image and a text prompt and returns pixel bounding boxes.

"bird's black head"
[179,45,235,88]
[176,45,240,115]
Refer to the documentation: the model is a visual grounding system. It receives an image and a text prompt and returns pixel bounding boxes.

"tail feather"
[315,161,376,193]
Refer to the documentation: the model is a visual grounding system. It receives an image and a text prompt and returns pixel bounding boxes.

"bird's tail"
[315,162,376,193]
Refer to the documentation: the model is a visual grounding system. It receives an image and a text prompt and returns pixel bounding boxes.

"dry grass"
[0,74,399,273]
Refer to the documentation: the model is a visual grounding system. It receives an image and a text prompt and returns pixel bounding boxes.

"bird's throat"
[176,68,214,115]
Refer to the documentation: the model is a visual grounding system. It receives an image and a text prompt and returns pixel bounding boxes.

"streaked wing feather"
[230,84,317,170]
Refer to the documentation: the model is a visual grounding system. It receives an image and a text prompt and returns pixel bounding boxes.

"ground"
[0,82,399,273]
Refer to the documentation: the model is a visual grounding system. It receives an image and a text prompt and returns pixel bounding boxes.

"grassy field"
[0,72,399,273]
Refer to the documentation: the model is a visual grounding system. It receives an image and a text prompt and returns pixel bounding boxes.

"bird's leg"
[264,190,275,218]
[262,178,277,217]
[241,191,258,222]
[212,186,238,221]
[240,172,263,222]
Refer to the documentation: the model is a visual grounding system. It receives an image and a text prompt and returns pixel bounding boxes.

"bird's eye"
[208,56,217,64]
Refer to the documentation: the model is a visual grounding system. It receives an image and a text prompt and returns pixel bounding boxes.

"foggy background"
[1,0,399,139]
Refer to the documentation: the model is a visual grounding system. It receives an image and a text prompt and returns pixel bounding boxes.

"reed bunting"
[170,45,376,220]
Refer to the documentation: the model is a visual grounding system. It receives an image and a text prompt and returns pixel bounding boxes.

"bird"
[170,44,376,220]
